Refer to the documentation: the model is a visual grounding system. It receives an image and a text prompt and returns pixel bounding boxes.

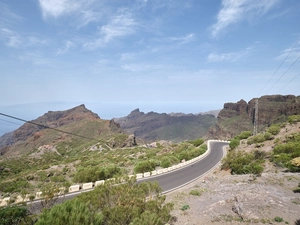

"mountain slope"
[114,109,217,142]
[0,105,126,156]
[208,94,300,139]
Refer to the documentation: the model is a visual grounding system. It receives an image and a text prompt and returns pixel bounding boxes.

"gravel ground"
[166,167,300,225]
[166,122,300,225]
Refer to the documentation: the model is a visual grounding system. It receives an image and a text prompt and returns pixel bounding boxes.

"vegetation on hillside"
[0,136,206,199]
[223,115,300,175]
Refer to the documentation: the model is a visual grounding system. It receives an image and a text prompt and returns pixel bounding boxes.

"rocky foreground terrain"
[167,168,300,225]
[168,121,300,225]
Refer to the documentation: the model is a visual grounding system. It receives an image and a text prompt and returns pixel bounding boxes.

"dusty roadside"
[167,168,300,225]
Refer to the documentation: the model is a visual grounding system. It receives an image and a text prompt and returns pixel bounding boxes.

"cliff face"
[208,95,300,139]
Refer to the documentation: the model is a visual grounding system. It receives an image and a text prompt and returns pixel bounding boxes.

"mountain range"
[114,109,218,142]
[1,94,300,157]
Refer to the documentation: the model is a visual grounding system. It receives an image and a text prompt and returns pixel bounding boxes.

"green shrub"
[274,216,283,222]
[0,179,31,193]
[222,150,264,175]
[199,144,207,151]
[189,190,201,196]
[247,134,265,145]
[267,125,280,135]
[229,139,239,149]
[73,165,121,183]
[181,205,190,211]
[288,115,300,124]
[134,160,157,173]
[0,206,28,225]
[236,131,252,140]
[160,157,171,168]
[77,178,174,225]
[188,138,204,147]
[264,132,273,140]
[35,199,103,225]
[271,153,292,167]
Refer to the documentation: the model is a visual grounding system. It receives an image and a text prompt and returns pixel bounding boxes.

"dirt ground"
[167,168,300,225]
[167,122,300,225]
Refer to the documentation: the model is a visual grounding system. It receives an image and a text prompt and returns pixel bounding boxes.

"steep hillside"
[0,105,128,156]
[114,109,217,142]
[208,94,300,139]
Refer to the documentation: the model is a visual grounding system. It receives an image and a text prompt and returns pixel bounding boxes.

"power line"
[277,71,300,92]
[266,54,300,94]
[258,37,300,96]
[0,118,22,126]
[0,112,98,141]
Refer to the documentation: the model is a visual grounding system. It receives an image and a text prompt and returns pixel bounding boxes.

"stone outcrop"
[208,95,300,139]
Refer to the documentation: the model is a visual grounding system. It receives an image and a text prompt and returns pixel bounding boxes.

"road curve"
[137,141,228,193]
[28,141,228,212]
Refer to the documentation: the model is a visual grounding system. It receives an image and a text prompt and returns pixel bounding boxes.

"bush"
[0,206,28,225]
[247,134,265,145]
[73,165,121,183]
[274,216,283,222]
[189,190,201,196]
[222,150,264,175]
[181,205,190,211]
[35,199,103,225]
[288,115,300,124]
[188,138,204,147]
[77,178,174,225]
[229,139,239,149]
[134,160,157,173]
[267,125,280,135]
[160,157,171,168]
[264,132,273,140]
[236,131,252,140]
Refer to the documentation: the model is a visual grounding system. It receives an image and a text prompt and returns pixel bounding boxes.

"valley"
[0,94,300,224]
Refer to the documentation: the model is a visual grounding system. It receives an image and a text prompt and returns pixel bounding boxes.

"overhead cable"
[266,54,300,94]
[0,112,97,141]
[258,37,300,96]
[277,71,300,92]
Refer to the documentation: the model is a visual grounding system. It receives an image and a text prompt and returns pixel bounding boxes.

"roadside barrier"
[0,140,229,206]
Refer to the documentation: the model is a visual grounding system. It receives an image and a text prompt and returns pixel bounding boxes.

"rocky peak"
[1,104,101,146]
[127,108,144,119]
[219,99,248,119]
[209,94,300,139]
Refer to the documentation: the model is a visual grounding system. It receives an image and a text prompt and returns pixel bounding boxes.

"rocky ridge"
[114,108,217,142]
[208,94,300,139]
[0,105,126,156]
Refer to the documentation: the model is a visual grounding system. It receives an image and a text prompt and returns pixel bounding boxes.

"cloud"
[0,2,23,26]
[207,47,252,63]
[0,28,22,47]
[17,52,50,66]
[276,46,300,63]
[210,0,280,37]
[170,33,195,44]
[38,0,100,27]
[0,28,49,49]
[83,10,137,49]
[56,41,75,55]
[39,0,81,18]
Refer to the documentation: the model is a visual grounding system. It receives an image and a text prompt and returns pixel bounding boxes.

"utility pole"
[253,98,258,135]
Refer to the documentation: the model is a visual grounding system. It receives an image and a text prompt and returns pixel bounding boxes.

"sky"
[0,0,300,134]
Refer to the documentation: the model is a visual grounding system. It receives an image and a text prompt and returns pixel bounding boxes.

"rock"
[208,94,300,139]
[3,168,11,172]
[123,134,137,147]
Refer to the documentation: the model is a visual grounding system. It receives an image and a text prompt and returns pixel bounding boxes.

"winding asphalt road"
[28,141,228,212]
[137,141,228,193]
